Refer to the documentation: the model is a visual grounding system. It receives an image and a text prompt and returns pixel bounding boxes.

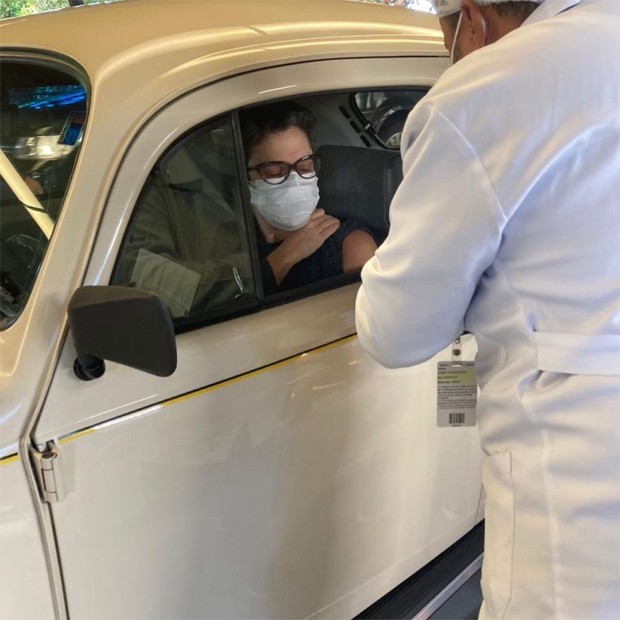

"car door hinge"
[30,440,65,503]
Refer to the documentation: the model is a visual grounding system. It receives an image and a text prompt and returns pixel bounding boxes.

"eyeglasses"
[247,154,321,185]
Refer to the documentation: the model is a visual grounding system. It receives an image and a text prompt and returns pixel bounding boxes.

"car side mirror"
[68,285,177,381]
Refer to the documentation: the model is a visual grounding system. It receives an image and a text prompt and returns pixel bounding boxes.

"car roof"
[1,0,445,192]
[0,0,444,90]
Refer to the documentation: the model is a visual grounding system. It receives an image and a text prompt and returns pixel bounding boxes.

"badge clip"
[451,336,463,366]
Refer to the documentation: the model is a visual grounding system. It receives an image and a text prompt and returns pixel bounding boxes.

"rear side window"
[352,89,427,148]
[0,58,87,329]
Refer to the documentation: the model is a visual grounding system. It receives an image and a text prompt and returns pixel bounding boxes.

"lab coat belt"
[533,331,620,376]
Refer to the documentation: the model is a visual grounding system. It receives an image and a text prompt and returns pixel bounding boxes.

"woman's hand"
[267,209,340,285]
[282,209,340,261]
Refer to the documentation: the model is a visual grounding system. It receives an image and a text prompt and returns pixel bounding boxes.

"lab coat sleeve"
[356,105,508,368]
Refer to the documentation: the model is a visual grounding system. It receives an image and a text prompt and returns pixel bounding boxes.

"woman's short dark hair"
[240,101,316,159]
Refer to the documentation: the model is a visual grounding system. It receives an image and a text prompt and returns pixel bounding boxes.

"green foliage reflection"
[1,0,103,20]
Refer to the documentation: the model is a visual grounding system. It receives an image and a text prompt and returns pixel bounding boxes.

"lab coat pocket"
[533,331,620,376]
[481,451,514,620]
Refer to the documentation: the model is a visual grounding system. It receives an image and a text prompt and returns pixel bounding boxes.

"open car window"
[0,58,87,329]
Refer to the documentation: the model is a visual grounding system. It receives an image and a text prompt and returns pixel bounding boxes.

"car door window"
[112,116,257,326]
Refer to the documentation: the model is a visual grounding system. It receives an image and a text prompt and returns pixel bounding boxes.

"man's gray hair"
[432,0,544,18]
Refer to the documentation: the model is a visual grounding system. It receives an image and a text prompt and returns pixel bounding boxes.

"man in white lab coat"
[355,0,620,617]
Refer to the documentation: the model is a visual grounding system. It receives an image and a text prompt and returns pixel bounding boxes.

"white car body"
[0,2,483,618]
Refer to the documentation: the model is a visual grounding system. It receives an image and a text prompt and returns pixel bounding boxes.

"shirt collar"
[524,0,581,26]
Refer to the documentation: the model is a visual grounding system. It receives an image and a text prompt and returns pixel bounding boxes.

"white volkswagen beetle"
[0,1,483,618]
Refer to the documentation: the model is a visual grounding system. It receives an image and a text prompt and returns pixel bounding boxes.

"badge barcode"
[449,413,465,425]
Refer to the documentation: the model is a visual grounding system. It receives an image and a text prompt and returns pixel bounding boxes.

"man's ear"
[460,0,487,49]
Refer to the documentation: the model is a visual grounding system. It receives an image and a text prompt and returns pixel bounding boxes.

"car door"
[33,57,482,619]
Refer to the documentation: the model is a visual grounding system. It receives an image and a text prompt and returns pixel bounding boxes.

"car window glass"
[0,58,87,329]
[112,116,257,328]
[352,89,427,148]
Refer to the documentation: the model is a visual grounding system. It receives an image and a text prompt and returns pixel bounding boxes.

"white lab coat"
[356,0,620,617]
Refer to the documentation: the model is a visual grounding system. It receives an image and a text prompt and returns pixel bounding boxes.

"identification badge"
[436,361,477,427]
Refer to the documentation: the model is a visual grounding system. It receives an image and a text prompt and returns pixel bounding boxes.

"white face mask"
[249,173,320,231]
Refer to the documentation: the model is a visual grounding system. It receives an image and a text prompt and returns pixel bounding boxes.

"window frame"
[92,57,445,336]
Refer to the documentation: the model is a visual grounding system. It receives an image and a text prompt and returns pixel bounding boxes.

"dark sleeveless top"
[258,218,380,294]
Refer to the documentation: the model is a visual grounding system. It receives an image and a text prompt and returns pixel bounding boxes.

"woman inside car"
[240,102,378,292]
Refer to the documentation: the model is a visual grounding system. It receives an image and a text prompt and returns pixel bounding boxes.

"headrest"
[317,145,402,236]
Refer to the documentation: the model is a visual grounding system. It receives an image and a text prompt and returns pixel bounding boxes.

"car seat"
[316,145,402,240]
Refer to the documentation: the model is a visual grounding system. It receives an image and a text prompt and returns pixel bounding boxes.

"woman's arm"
[342,229,377,272]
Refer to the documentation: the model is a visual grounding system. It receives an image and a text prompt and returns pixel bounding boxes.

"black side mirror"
[68,286,177,381]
